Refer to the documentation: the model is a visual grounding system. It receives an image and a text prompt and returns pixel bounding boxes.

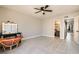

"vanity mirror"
[2,21,18,34]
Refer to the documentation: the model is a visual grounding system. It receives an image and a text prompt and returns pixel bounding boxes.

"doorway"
[64,18,74,40]
[54,20,60,37]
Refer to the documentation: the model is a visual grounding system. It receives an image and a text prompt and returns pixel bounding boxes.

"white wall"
[60,18,65,39]
[42,18,54,37]
[0,7,42,39]
[74,16,79,44]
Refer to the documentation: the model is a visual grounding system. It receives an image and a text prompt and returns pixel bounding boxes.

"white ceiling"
[1,5,79,19]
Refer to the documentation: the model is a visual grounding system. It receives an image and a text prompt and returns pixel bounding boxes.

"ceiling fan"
[34,5,52,15]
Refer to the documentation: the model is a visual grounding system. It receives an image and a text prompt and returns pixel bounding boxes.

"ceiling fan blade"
[35,10,42,13]
[45,5,49,9]
[44,10,52,12]
[34,8,40,10]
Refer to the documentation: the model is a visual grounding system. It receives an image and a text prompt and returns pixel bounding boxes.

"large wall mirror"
[2,21,18,34]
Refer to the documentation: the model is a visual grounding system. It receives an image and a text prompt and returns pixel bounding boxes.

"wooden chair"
[0,39,13,51]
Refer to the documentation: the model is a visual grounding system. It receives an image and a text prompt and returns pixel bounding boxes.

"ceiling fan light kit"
[34,5,52,15]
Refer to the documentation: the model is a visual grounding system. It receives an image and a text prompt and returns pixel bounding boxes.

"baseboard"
[22,35,54,40]
[42,35,54,37]
[22,35,41,40]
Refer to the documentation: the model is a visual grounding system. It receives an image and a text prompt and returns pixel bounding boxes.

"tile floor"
[0,32,79,54]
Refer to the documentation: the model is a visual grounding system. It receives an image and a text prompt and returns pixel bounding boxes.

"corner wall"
[42,18,54,37]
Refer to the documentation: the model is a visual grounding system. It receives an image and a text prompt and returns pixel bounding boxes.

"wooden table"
[0,32,22,38]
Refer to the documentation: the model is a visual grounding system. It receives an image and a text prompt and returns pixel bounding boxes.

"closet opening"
[54,20,60,37]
